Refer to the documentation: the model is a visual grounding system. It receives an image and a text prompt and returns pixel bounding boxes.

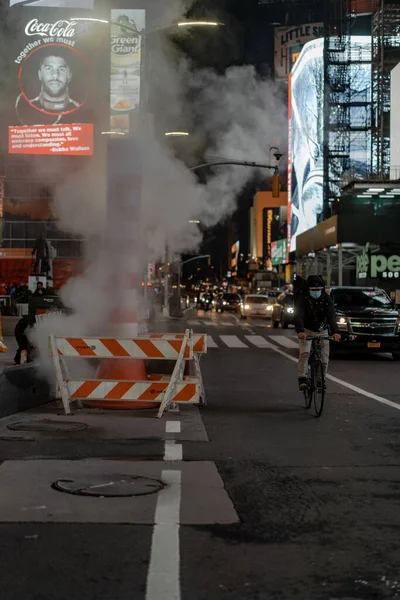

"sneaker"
[298,378,308,392]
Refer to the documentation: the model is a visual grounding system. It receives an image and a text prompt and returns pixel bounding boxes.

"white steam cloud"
[27,3,287,381]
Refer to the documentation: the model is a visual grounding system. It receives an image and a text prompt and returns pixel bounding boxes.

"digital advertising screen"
[110,9,145,134]
[288,36,371,253]
[5,11,108,156]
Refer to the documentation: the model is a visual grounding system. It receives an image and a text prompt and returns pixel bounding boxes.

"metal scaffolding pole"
[338,244,343,286]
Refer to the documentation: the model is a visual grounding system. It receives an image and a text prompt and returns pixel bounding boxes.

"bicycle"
[303,335,335,418]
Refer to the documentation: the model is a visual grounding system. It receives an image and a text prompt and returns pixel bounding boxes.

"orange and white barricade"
[49,329,207,418]
[143,333,207,407]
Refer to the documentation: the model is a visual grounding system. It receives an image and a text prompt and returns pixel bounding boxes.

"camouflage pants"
[298,329,330,380]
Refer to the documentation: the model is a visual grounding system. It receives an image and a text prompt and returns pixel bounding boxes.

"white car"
[240,294,274,319]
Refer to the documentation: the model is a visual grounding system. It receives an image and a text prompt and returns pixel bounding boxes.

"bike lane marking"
[264,341,400,412]
[146,469,182,600]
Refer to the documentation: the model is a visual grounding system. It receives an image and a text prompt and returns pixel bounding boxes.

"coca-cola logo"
[25,19,76,38]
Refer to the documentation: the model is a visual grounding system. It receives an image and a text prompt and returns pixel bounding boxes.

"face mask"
[310,291,322,300]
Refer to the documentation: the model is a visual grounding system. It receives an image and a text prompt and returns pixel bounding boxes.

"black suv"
[216,293,241,313]
[330,286,400,359]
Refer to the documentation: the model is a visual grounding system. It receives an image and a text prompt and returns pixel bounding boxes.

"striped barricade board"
[66,378,199,404]
[49,329,207,418]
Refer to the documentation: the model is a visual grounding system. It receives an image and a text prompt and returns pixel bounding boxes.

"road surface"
[0,308,399,599]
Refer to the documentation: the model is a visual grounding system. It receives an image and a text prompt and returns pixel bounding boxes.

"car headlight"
[286,307,294,314]
[244,304,250,310]
[337,316,348,331]
[223,301,226,305]
[266,305,273,311]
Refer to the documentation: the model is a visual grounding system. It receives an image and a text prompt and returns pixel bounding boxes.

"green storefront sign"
[356,243,400,280]
[271,239,287,266]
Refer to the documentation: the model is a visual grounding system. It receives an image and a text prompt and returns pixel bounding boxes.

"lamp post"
[108,17,223,318]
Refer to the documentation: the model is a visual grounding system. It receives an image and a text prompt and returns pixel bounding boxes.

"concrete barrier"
[0,364,52,419]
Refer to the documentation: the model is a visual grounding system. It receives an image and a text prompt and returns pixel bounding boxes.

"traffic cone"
[85,311,159,411]
[0,312,7,353]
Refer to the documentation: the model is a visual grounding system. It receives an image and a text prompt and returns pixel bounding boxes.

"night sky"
[180,0,283,281]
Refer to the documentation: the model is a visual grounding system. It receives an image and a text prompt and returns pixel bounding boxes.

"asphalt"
[0,309,400,599]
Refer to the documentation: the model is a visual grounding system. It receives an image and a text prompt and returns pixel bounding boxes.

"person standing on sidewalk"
[295,275,341,391]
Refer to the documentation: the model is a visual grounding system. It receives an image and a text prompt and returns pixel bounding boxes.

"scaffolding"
[323,0,352,219]
[371,1,400,178]
[323,0,372,218]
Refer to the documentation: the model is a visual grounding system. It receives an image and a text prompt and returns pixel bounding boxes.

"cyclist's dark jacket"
[295,293,340,334]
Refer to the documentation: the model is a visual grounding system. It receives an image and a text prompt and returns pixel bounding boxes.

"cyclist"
[295,275,341,392]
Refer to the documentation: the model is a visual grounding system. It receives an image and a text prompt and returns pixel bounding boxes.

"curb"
[0,364,53,419]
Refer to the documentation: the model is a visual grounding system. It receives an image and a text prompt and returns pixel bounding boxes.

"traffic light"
[272,171,280,198]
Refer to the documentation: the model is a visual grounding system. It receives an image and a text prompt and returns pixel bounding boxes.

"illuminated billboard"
[391,62,400,178]
[288,36,371,253]
[6,12,107,156]
[274,23,323,80]
[110,9,145,134]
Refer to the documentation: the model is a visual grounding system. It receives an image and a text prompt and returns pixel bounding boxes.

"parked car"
[272,292,295,328]
[216,293,241,313]
[330,286,400,359]
[240,294,273,319]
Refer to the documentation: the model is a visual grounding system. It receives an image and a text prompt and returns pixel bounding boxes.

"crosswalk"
[188,320,236,327]
[202,334,299,351]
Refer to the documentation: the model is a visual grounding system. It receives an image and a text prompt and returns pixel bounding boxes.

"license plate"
[368,342,381,348]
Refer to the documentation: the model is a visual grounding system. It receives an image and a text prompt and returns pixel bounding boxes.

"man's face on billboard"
[38,56,71,98]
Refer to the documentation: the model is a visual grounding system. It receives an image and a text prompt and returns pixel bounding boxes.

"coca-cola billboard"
[4,9,108,156]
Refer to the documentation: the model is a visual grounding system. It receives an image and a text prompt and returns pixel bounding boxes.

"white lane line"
[164,440,183,461]
[166,421,181,434]
[187,320,200,326]
[264,340,400,413]
[207,336,218,348]
[220,322,235,327]
[146,470,182,600]
[269,335,298,349]
[203,320,215,326]
[245,335,275,348]
[219,335,249,348]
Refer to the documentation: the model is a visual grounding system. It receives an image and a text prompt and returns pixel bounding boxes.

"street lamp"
[165,131,190,137]
[177,21,223,28]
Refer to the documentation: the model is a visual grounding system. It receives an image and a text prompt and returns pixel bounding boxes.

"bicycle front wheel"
[313,362,325,418]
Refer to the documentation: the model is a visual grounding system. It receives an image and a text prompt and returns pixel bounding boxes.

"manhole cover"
[52,475,164,497]
[8,420,88,432]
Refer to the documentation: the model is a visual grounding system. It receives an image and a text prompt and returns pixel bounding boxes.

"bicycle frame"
[304,335,334,417]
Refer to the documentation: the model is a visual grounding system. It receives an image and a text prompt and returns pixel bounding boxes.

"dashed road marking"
[166,421,181,434]
[146,470,182,600]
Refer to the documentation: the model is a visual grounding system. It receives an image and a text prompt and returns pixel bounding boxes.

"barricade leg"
[49,335,71,415]
[157,331,190,418]
[194,354,207,407]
